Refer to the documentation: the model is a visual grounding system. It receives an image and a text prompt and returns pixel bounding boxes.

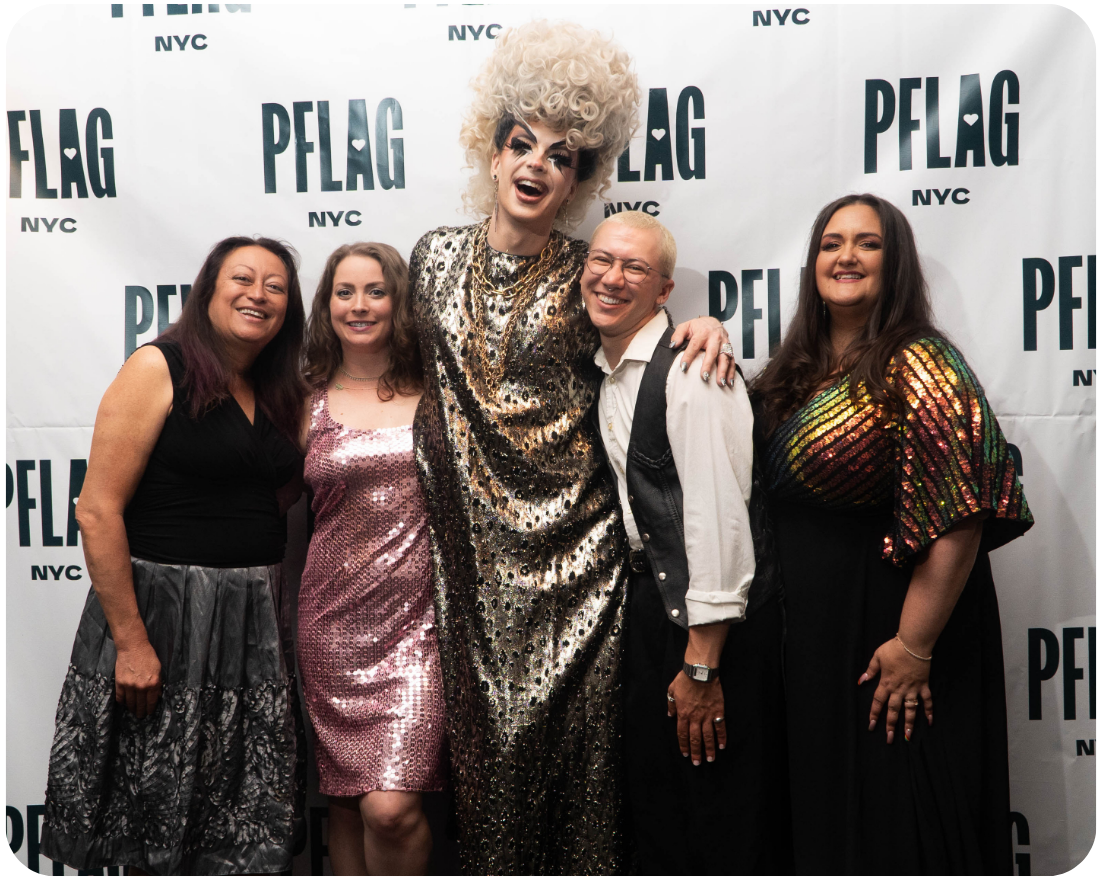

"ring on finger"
[719,342,735,358]
[903,699,919,706]
[714,716,724,724]
[667,694,675,703]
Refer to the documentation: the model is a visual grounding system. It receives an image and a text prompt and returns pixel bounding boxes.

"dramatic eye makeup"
[504,125,576,171]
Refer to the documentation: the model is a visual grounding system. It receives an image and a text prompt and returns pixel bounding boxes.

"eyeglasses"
[585,250,668,284]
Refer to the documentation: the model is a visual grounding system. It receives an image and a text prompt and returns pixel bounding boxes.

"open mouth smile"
[596,293,628,306]
[834,273,864,281]
[238,307,269,320]
[514,177,547,201]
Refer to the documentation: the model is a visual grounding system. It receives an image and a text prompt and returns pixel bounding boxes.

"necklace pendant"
[334,382,344,390]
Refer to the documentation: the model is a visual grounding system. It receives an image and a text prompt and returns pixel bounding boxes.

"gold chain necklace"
[466,220,560,388]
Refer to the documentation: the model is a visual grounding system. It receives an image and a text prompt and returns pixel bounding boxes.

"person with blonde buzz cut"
[581,211,791,874]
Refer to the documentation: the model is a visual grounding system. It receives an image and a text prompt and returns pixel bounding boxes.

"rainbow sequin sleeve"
[883,338,1033,565]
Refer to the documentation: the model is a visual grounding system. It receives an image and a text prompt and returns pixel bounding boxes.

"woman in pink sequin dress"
[298,242,444,875]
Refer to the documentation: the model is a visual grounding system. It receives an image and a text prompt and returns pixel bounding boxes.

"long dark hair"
[303,242,422,400]
[158,235,308,438]
[751,194,941,436]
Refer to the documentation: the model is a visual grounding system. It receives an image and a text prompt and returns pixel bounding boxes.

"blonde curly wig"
[460,20,641,229]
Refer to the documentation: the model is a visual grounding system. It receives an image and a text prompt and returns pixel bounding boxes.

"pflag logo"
[262,99,405,194]
[864,71,1019,173]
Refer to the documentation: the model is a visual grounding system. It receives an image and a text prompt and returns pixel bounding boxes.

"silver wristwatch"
[683,662,718,683]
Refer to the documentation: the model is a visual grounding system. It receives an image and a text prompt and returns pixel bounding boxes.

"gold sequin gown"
[410,223,628,874]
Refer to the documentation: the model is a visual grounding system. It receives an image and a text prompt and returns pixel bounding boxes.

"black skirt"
[40,558,306,875]
[773,503,1013,875]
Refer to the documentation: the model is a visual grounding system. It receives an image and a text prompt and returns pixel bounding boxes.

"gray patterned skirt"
[40,558,306,875]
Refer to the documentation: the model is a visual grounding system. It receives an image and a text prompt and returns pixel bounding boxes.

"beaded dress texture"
[298,387,445,796]
[762,338,1032,874]
[411,223,628,874]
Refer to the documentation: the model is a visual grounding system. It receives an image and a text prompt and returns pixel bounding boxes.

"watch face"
[687,664,711,682]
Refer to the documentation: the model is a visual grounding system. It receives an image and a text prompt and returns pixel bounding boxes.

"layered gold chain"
[465,220,560,389]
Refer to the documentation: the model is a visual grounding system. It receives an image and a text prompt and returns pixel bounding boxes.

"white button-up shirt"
[594,309,756,626]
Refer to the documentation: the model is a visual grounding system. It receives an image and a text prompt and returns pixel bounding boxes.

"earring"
[492,174,499,223]
[558,192,574,223]
[821,300,828,318]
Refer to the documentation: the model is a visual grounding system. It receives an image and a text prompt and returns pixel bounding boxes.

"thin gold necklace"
[334,364,387,391]
[340,365,385,381]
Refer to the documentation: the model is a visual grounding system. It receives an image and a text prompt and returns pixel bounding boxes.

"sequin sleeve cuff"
[882,338,1033,566]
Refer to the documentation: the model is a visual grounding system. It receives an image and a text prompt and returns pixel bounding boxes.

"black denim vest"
[623,326,781,630]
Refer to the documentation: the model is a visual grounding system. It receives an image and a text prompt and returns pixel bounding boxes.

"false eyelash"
[506,138,531,153]
[549,154,574,169]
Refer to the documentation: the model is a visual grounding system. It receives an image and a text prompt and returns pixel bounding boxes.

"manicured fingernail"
[719,743,725,750]
[693,759,701,766]
[905,728,911,741]
[707,755,714,762]
[669,340,678,349]
[868,719,876,731]
[729,376,735,387]
[857,673,869,685]
[680,361,688,372]
[927,713,933,726]
[701,371,710,382]
[887,730,894,744]
[719,378,727,387]
[681,751,688,758]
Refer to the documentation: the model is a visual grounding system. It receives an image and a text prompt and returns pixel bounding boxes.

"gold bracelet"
[895,633,932,661]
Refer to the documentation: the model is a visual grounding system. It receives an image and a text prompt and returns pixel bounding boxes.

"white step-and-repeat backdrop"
[6,3,1095,874]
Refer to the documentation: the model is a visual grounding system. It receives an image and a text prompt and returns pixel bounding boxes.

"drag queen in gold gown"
[410,21,733,873]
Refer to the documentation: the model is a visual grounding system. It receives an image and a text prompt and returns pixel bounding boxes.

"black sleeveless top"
[123,340,301,567]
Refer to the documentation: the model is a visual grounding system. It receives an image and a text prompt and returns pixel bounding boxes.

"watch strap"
[683,661,719,682]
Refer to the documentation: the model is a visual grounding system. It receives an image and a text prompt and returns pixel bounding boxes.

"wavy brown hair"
[158,235,309,439]
[751,194,942,437]
[303,242,422,400]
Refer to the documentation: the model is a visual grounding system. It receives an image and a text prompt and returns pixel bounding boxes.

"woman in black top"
[40,236,310,874]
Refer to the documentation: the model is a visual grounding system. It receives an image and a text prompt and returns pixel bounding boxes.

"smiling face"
[815,203,885,326]
[490,119,580,232]
[206,245,289,355]
[329,254,393,357]
[580,221,673,358]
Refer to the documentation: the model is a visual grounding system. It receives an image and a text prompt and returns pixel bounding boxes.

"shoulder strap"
[145,339,185,388]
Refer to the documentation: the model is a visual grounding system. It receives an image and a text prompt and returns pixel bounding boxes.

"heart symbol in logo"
[63,148,77,160]
[350,139,366,151]
[651,128,666,141]
[963,113,979,126]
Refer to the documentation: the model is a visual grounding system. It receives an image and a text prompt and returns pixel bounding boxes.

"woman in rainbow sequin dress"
[752,194,1033,874]
[298,243,444,875]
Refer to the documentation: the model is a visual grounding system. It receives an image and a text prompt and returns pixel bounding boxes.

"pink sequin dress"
[298,386,445,796]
